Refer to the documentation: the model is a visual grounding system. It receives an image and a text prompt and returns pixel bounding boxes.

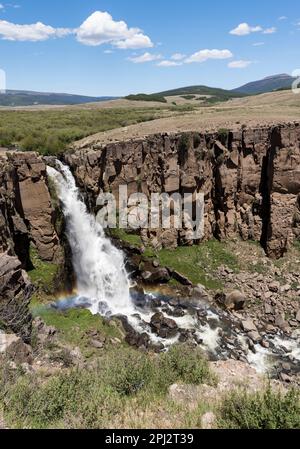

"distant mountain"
[0,90,118,107]
[156,85,245,102]
[233,74,296,95]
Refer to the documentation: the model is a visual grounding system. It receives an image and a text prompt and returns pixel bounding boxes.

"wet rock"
[150,312,178,339]
[168,298,180,307]
[141,268,171,284]
[125,331,151,349]
[248,331,262,344]
[149,297,161,309]
[241,319,258,333]
[168,308,185,318]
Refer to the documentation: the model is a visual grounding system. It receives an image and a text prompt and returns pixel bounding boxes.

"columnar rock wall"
[0,152,60,264]
[66,123,300,258]
[0,152,61,340]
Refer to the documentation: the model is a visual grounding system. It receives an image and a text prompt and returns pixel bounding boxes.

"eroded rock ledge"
[0,152,62,339]
[65,123,300,259]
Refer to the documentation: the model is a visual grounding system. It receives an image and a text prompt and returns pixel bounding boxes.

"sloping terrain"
[73,90,299,147]
[0,90,118,107]
[233,74,296,95]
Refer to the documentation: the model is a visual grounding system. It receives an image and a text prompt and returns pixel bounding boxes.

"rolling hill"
[233,74,296,95]
[156,85,246,103]
[0,90,118,107]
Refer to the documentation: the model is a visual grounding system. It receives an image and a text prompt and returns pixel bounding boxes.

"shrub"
[178,134,191,163]
[104,348,155,396]
[2,368,122,429]
[218,387,300,429]
[159,344,213,387]
[218,128,230,145]
[193,133,201,149]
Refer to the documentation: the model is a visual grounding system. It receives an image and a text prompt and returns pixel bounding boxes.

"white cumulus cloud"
[76,11,153,49]
[262,27,277,34]
[170,53,186,61]
[230,22,277,36]
[0,19,71,41]
[128,52,162,63]
[230,23,262,36]
[228,60,253,69]
[185,49,233,64]
[157,60,182,67]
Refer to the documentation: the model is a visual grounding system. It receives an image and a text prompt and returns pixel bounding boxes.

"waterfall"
[46,161,300,375]
[47,161,134,317]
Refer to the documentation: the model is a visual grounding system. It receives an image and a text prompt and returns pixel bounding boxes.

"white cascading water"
[47,161,135,317]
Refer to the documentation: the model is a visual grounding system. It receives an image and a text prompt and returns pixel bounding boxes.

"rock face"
[0,151,61,341]
[0,152,60,264]
[0,253,33,342]
[65,123,300,258]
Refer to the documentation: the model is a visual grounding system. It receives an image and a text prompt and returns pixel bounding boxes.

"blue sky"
[0,0,299,96]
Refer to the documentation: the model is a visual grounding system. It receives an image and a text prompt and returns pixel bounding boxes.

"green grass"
[109,228,142,247]
[0,107,166,155]
[293,240,300,252]
[30,304,123,355]
[28,246,59,293]
[218,387,300,429]
[156,240,239,290]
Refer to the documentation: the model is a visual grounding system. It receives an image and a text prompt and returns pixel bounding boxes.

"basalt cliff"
[1,122,300,341]
[66,122,300,259]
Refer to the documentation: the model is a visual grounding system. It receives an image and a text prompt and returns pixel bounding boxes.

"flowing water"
[47,162,134,317]
[47,162,300,377]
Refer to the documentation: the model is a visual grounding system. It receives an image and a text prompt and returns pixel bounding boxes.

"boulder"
[241,319,257,333]
[215,290,247,311]
[0,332,33,365]
[141,268,171,284]
[150,312,178,339]
[170,270,193,286]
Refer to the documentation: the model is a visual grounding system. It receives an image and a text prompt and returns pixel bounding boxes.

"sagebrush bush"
[218,387,300,429]
[0,344,213,428]
[103,348,155,396]
[158,344,213,387]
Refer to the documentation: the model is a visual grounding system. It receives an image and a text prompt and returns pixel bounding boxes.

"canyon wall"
[0,152,61,340]
[66,123,300,258]
[1,123,300,338]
